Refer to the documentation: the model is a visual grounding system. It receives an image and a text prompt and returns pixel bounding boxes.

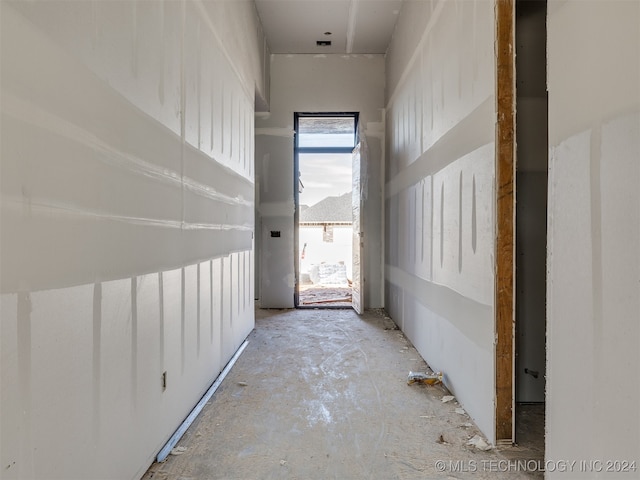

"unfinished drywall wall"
[256,54,385,308]
[384,0,497,442]
[0,1,265,478]
[546,1,640,477]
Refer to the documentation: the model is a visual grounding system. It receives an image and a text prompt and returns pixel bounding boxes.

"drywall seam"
[346,0,359,54]
[379,109,386,305]
[258,201,295,217]
[385,99,494,198]
[91,282,101,442]
[588,125,604,429]
[192,1,254,101]
[255,127,295,137]
[1,92,254,203]
[385,264,493,350]
[184,182,252,207]
[179,0,187,237]
[182,222,252,232]
[365,120,385,139]
[16,292,34,479]
[1,196,253,232]
[385,0,445,108]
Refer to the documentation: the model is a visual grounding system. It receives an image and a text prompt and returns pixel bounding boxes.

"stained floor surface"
[143,308,543,479]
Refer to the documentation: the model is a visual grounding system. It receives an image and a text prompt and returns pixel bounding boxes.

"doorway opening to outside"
[294,113,359,309]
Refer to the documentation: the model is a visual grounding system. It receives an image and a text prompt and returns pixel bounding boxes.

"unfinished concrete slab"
[143,308,542,479]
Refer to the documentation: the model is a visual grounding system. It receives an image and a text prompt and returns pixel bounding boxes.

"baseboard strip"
[156,339,250,462]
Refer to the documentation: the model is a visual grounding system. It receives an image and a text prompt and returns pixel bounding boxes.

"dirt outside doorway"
[298,283,352,307]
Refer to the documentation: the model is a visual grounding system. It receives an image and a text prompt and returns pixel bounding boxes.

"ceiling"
[254,0,404,54]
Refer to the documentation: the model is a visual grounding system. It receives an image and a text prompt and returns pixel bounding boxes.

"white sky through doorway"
[298,152,352,207]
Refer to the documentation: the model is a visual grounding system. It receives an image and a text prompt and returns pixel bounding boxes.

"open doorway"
[495,0,547,453]
[294,113,358,308]
[514,0,547,454]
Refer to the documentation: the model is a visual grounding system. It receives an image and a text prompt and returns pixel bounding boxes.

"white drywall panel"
[236,251,255,347]
[210,258,224,372]
[0,263,254,480]
[402,291,494,441]
[100,278,151,479]
[546,1,640,476]
[231,254,240,342]
[256,54,385,308]
[0,1,264,478]
[256,132,295,307]
[29,285,94,478]
[0,294,20,475]
[597,114,640,462]
[220,257,235,362]
[199,0,270,109]
[260,217,296,308]
[385,0,433,101]
[431,146,495,306]
[384,0,497,442]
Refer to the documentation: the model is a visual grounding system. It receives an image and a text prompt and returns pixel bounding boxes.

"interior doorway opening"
[294,113,359,308]
[514,0,547,452]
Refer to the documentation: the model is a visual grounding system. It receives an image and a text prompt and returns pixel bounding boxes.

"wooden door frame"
[495,0,516,444]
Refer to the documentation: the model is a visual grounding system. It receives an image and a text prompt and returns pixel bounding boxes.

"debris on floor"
[302,296,352,305]
[298,285,352,306]
[237,381,248,387]
[441,395,455,403]
[407,371,443,385]
[467,434,493,451]
[170,446,187,456]
[455,407,467,415]
[142,308,545,480]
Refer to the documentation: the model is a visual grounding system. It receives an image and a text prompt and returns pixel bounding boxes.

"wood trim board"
[494,0,516,443]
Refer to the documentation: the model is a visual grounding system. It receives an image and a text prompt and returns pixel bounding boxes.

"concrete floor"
[143,308,544,479]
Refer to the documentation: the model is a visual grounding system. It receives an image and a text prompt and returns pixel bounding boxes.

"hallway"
[143,308,542,480]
